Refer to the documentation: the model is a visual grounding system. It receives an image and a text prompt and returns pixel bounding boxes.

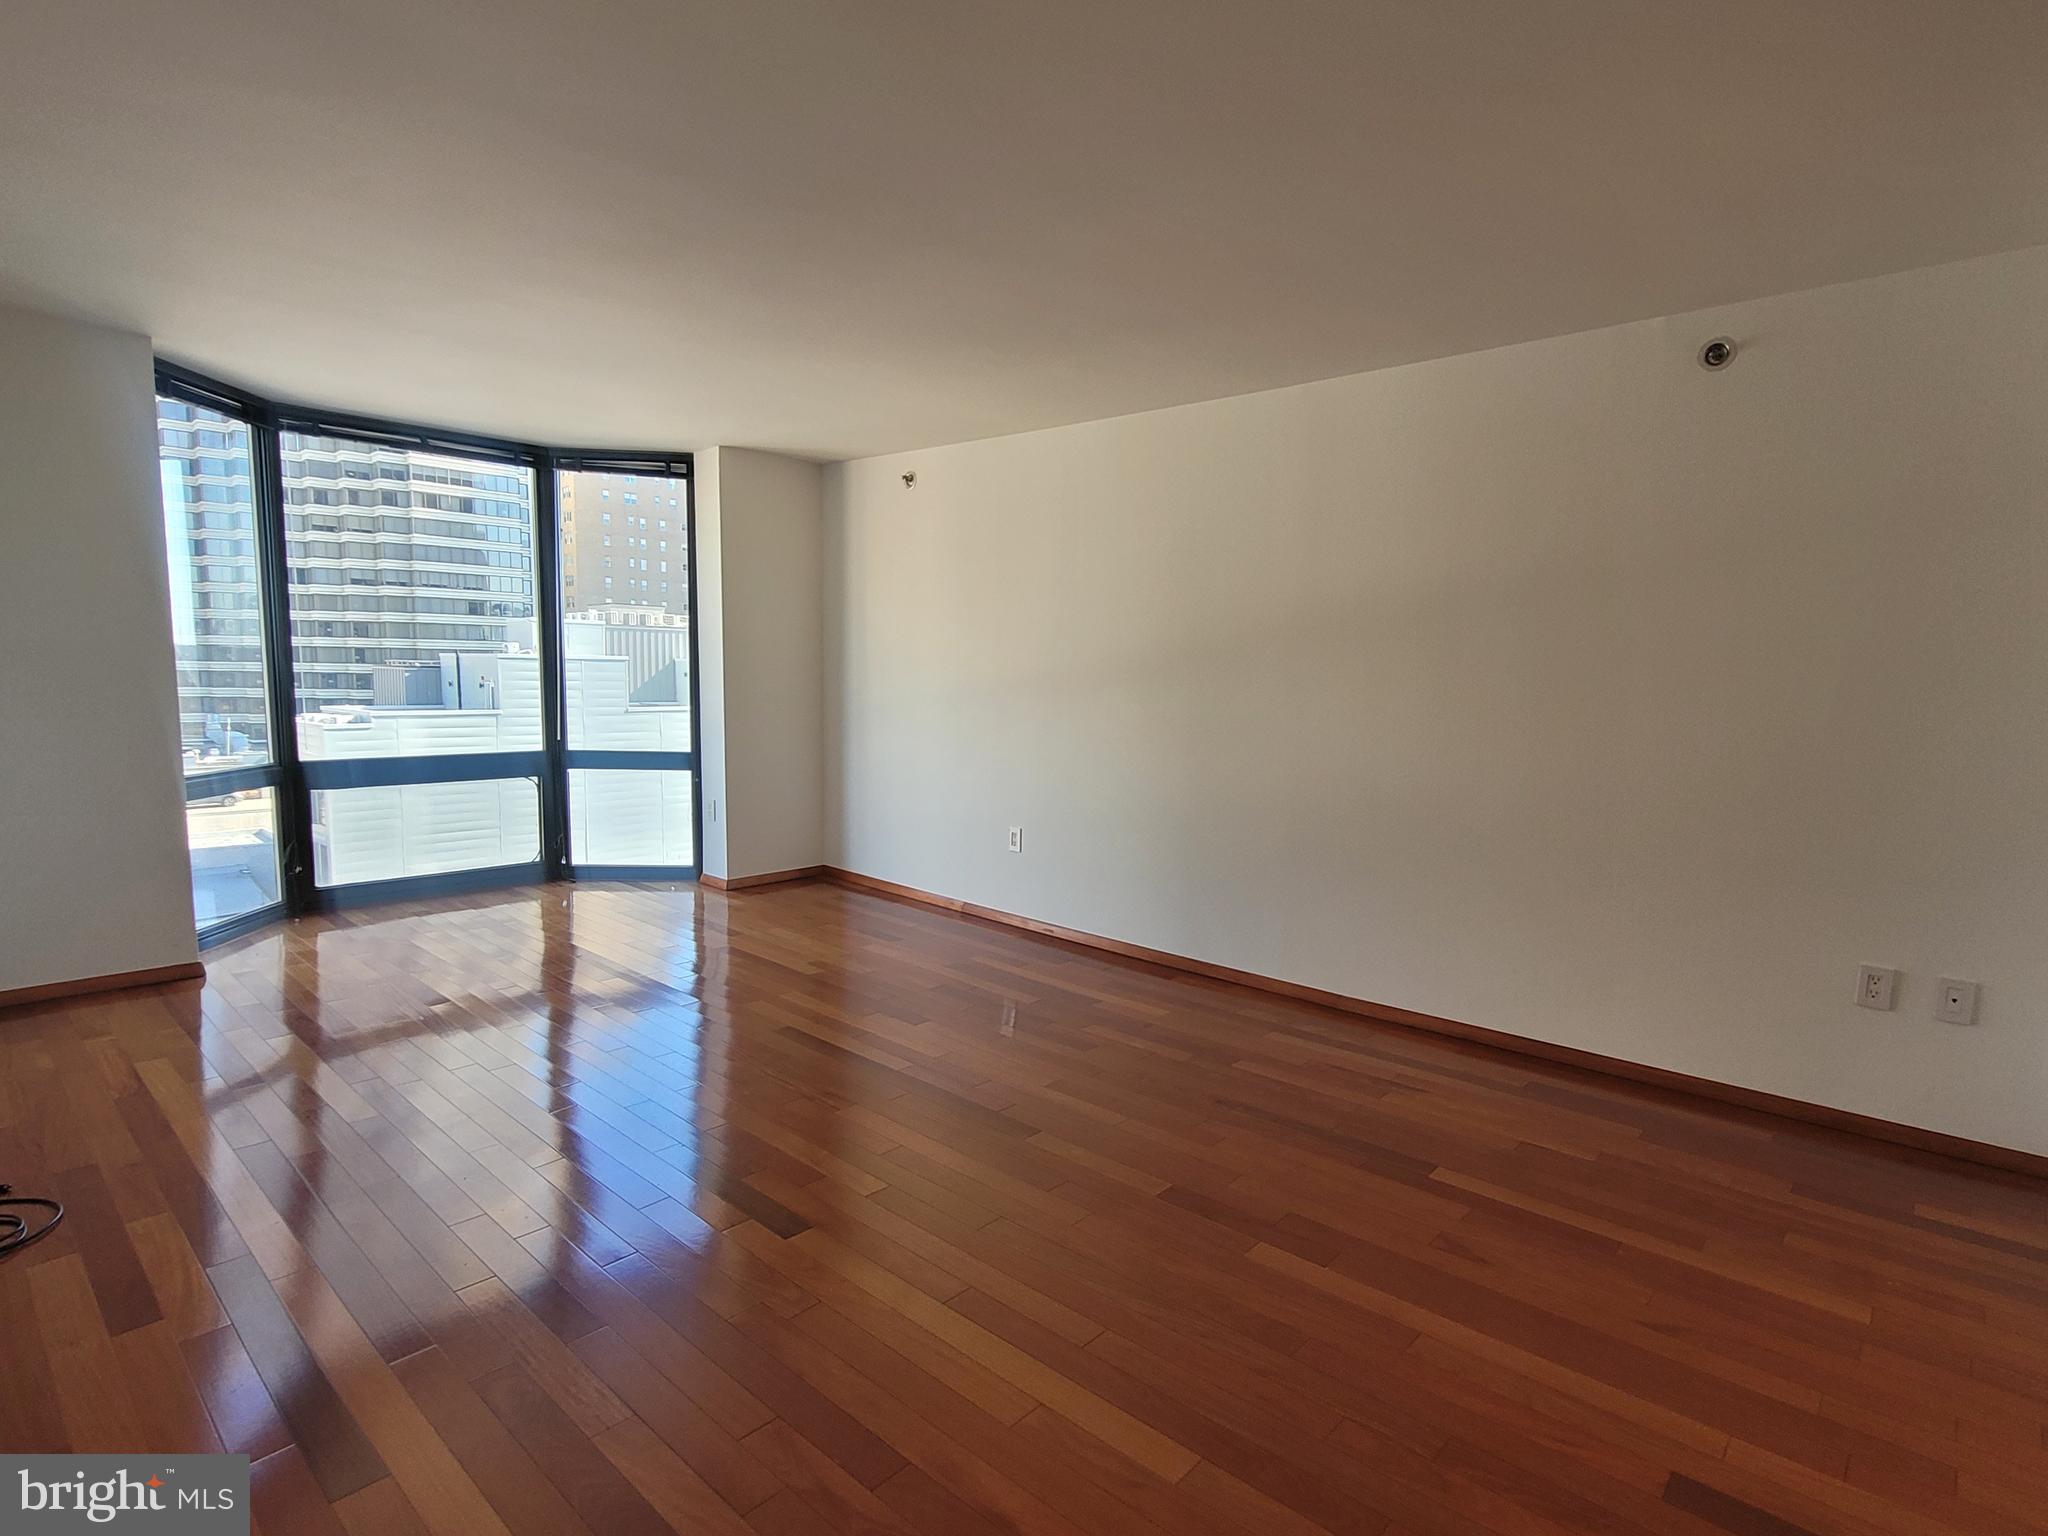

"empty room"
[2,3,2045,1533]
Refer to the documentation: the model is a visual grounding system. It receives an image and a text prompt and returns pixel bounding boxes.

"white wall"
[825,245,2048,1156]
[693,447,732,877]
[697,447,825,880]
[0,303,197,991]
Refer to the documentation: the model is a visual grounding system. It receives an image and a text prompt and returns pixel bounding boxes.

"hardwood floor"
[3,880,2046,1536]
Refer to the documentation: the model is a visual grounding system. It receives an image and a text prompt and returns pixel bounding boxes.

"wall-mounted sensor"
[902,471,917,488]
[1698,336,1736,370]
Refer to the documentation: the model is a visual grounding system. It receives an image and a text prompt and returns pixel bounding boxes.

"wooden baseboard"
[0,960,206,1013]
[821,866,2047,1181]
[701,866,827,893]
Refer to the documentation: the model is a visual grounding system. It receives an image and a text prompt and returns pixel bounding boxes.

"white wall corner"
[693,448,731,880]
[0,302,197,990]
[694,447,826,882]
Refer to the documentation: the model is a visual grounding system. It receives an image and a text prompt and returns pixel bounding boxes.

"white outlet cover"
[1007,826,1023,852]
[1936,978,1978,1025]
[1854,965,1898,1011]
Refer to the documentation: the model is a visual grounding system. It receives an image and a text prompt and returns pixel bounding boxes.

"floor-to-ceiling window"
[557,461,697,875]
[283,428,545,893]
[156,395,286,938]
[152,369,696,942]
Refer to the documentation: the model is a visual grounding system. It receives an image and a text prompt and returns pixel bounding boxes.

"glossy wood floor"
[4,880,2047,1536]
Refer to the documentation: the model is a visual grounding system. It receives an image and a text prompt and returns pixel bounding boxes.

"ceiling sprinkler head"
[902,471,917,488]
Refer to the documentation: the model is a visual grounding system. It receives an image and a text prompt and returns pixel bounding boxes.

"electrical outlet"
[1854,965,1898,1011]
[1007,826,1023,853]
[1935,978,1978,1025]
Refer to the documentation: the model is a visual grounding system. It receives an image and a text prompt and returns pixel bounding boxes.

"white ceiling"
[3,1,2045,460]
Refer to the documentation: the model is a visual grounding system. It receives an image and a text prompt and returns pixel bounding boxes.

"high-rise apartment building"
[281,430,537,716]
[156,398,540,755]
[558,469,688,616]
[157,397,266,761]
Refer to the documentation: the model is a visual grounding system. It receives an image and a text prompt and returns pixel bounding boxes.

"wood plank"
[268,1262,514,1536]
[390,1346,598,1536]
[50,1163,163,1335]
[333,1477,434,1536]
[128,1209,230,1339]
[114,1317,224,1453]
[251,1444,351,1536]
[0,1235,72,1451]
[207,1255,388,1503]
[27,1252,155,1453]
[591,1415,759,1536]
[182,1322,293,1461]
[472,1361,674,1536]
[572,1321,783,1514]
[457,1277,630,1436]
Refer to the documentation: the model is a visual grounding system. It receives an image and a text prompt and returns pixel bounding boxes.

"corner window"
[152,370,697,934]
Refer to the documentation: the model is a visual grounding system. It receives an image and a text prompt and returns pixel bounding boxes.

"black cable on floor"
[0,1184,63,1258]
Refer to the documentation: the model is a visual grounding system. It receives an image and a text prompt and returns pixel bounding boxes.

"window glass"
[558,470,691,750]
[157,399,269,773]
[281,433,537,759]
[567,770,695,867]
[311,778,540,887]
[185,786,281,924]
